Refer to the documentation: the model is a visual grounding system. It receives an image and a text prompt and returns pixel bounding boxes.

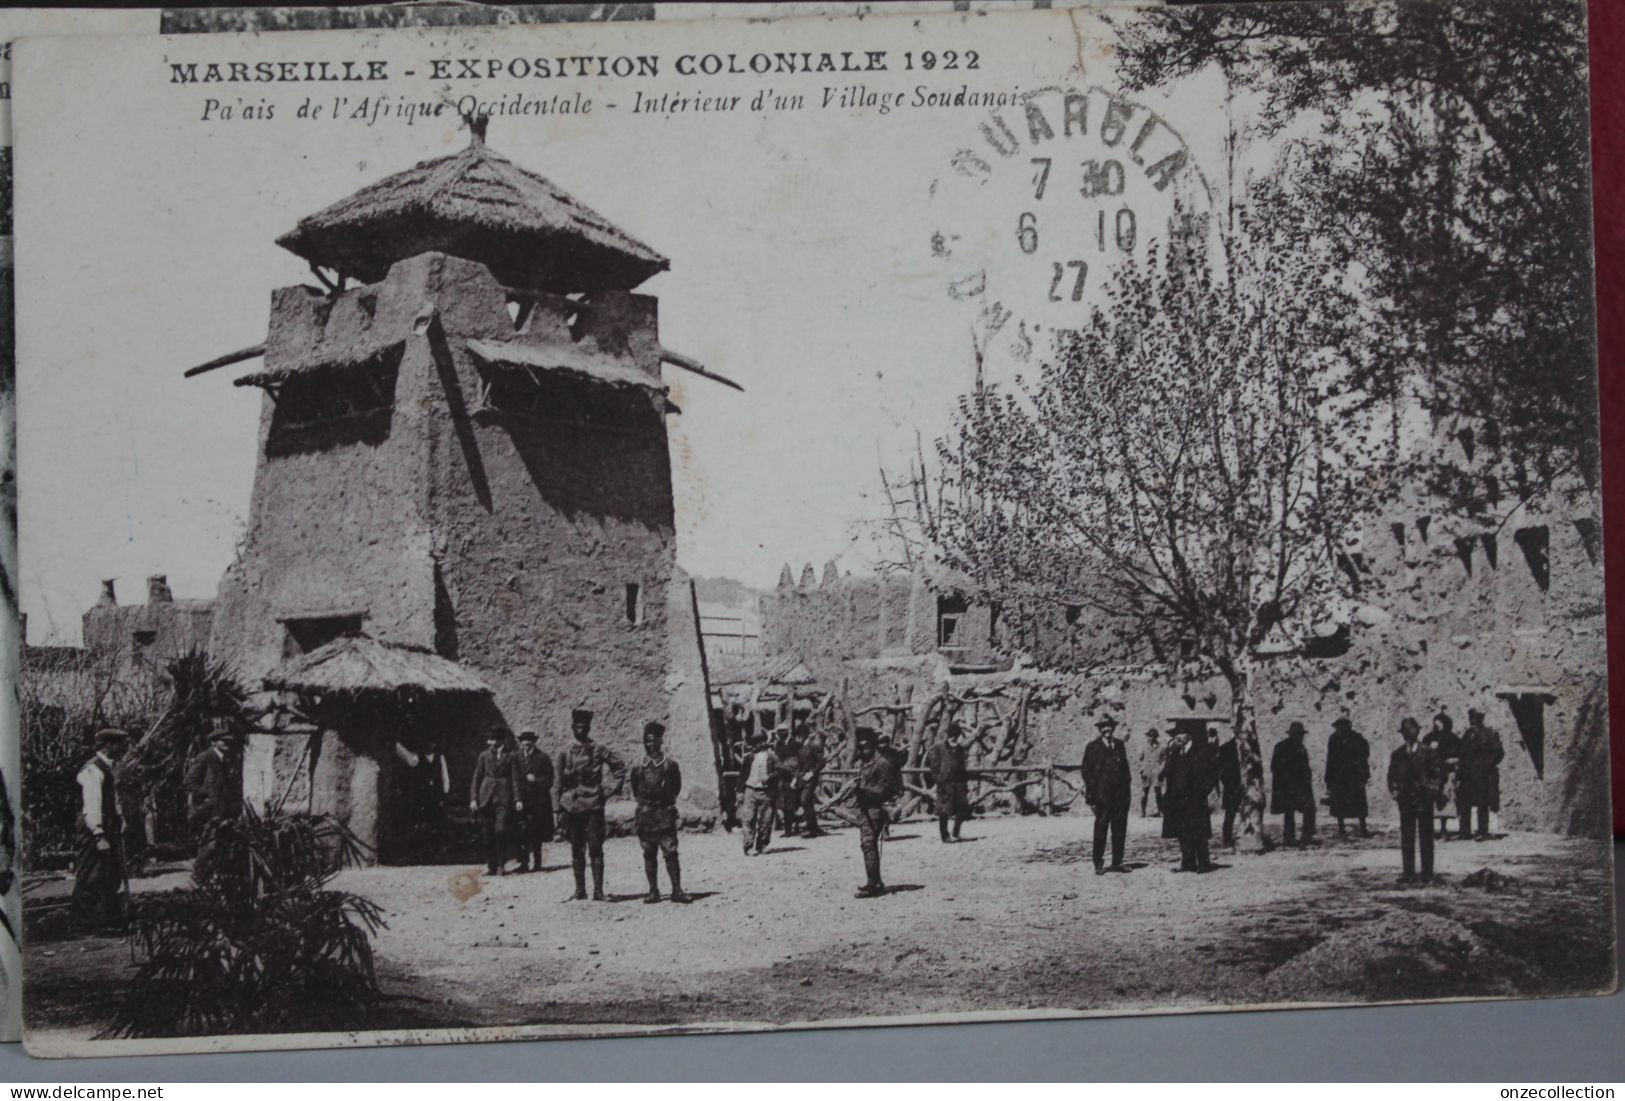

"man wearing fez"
[1161,727,1217,872]
[1457,707,1506,841]
[512,730,554,873]
[556,708,627,901]
[72,728,130,931]
[1388,716,1444,883]
[1325,717,1372,838]
[924,721,972,843]
[1270,721,1317,848]
[630,722,691,904]
[831,727,903,898]
[185,723,243,870]
[1080,714,1133,875]
[469,730,521,877]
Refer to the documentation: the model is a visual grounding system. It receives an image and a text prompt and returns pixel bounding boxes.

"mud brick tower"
[199,127,719,861]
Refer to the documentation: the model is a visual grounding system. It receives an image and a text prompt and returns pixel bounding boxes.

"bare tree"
[927,226,1389,850]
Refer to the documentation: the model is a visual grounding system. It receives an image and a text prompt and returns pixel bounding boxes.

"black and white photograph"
[8,0,1615,1057]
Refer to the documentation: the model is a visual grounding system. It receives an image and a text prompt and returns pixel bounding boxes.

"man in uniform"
[630,722,691,904]
[1325,717,1372,838]
[469,730,521,877]
[512,729,554,873]
[72,728,130,932]
[556,708,627,901]
[184,724,242,871]
[1270,721,1317,847]
[737,729,779,856]
[924,721,972,843]
[797,725,828,839]
[1457,707,1505,840]
[1136,727,1165,818]
[1080,714,1133,874]
[1388,716,1443,883]
[833,727,901,898]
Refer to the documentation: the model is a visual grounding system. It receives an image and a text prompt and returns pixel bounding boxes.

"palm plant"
[103,806,386,1038]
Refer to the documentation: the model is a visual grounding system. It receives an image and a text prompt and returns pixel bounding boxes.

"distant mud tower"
[206,132,715,859]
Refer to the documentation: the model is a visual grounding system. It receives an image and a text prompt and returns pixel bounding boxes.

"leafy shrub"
[103,807,386,1038]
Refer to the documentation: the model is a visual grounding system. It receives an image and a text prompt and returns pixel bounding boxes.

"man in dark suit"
[1457,707,1505,840]
[469,731,521,877]
[1162,728,1217,872]
[1387,717,1443,883]
[1080,713,1133,875]
[1271,721,1317,847]
[512,729,554,873]
[185,726,243,870]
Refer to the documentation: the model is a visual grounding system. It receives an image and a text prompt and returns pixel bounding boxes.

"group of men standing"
[469,708,692,904]
[733,722,827,856]
[71,722,247,931]
[1081,715,1228,875]
[1090,705,1508,884]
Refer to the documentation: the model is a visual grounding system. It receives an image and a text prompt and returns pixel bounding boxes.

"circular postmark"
[929,85,1215,377]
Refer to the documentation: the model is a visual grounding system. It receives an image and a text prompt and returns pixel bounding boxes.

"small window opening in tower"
[625,583,643,626]
[282,614,363,659]
[936,593,968,649]
[131,630,157,660]
[1063,604,1082,626]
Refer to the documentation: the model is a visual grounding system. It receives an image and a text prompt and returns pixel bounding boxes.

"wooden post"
[1043,761,1054,816]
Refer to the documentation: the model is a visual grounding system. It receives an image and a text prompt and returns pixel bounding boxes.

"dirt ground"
[23,812,1617,1046]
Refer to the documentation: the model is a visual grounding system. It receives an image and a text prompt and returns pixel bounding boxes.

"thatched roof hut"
[263,635,492,697]
[276,134,669,292]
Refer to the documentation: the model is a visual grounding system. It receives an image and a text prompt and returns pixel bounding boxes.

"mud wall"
[219,253,713,829]
[82,580,214,684]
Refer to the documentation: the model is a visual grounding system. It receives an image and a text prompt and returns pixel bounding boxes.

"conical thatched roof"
[264,635,491,696]
[276,137,669,292]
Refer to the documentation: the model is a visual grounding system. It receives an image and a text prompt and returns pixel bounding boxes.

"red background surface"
[1589,0,1625,835]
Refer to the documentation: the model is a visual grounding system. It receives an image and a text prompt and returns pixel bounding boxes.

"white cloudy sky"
[13,7,1234,643]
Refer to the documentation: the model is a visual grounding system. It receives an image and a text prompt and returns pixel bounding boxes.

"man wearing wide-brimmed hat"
[1270,721,1317,848]
[71,728,130,931]
[1080,713,1133,874]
